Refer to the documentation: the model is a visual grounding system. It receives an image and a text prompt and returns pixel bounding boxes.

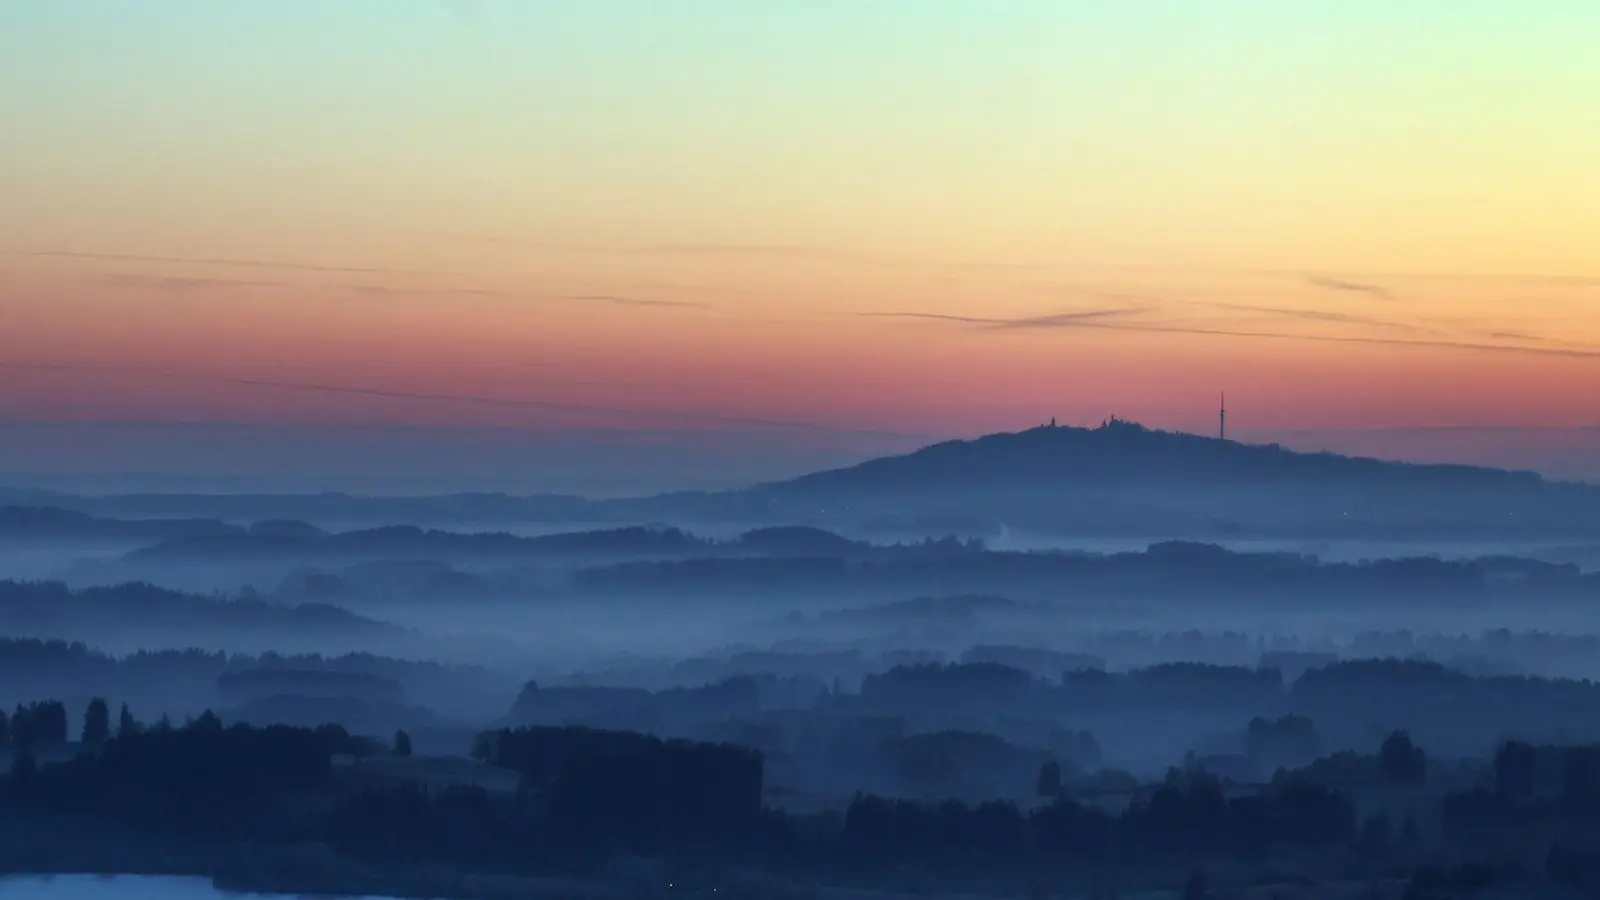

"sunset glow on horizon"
[4,1,1600,476]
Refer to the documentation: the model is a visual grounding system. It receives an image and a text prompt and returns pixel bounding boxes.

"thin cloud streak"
[344,284,499,297]
[336,283,708,308]
[1070,288,1587,347]
[1306,275,1396,303]
[859,307,1146,329]
[858,312,1005,325]
[564,295,711,309]
[1183,300,1435,334]
[985,307,1149,330]
[403,231,889,265]
[1041,285,1442,335]
[14,250,437,277]
[870,296,1424,337]
[1373,271,1600,288]
[398,233,1600,287]
[92,272,709,310]
[0,362,914,437]
[1270,424,1600,436]
[863,308,1600,361]
[1004,318,1600,360]
[102,273,290,291]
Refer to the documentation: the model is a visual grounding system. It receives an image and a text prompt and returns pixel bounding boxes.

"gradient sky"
[2,2,1599,488]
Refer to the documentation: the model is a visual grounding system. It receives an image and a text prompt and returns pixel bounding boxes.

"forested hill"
[3,422,1595,539]
[597,420,1597,538]
[759,420,1547,496]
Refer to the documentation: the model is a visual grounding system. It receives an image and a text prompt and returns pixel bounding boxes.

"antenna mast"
[1219,392,1227,441]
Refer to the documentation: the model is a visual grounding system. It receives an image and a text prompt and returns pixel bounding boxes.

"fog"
[10,425,1600,897]
[12,501,1600,770]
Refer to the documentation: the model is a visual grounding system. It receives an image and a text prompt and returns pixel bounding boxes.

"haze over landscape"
[3,3,1600,899]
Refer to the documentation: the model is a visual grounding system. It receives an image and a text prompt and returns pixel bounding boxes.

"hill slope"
[613,421,1597,539]
[762,420,1546,496]
[5,422,1595,540]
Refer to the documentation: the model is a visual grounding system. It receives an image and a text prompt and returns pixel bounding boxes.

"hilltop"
[612,420,1598,539]
[761,419,1545,496]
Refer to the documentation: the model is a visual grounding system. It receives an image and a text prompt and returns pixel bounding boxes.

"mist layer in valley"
[7,424,1600,898]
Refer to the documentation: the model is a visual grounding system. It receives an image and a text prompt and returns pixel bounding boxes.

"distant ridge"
[756,420,1547,496]
[1,421,1592,540]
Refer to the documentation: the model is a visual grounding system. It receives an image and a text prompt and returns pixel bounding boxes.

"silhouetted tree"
[10,704,26,749]
[1561,745,1600,808]
[81,697,110,745]
[1037,760,1063,797]
[9,749,36,783]
[116,702,139,739]
[1245,714,1320,764]
[1,708,338,840]
[1379,731,1426,785]
[1494,740,1536,798]
[0,707,9,746]
[0,691,1486,879]
[44,701,67,744]
[10,701,68,750]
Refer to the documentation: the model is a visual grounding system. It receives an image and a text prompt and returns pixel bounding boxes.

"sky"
[1,2,1598,492]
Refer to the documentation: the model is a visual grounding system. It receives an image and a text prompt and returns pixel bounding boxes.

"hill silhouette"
[611,420,1599,538]
[0,505,238,541]
[0,579,405,644]
[125,523,713,563]
[762,419,1545,496]
[5,421,1599,539]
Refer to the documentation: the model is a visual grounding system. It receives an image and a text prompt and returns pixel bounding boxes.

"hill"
[0,580,410,656]
[0,491,597,529]
[0,505,239,541]
[766,419,1545,495]
[125,523,713,564]
[7,421,1600,540]
[614,420,1600,539]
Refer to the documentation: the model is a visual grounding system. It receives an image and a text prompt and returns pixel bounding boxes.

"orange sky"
[6,248,1600,440]
[2,2,1599,474]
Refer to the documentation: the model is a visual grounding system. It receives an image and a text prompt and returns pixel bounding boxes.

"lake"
[0,874,403,899]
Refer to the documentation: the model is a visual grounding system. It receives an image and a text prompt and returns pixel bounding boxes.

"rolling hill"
[6,421,1599,540]
[615,420,1599,539]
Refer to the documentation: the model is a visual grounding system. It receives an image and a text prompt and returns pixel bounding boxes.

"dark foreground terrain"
[3,698,1600,899]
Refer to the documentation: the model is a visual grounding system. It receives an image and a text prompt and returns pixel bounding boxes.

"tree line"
[7,697,1600,893]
